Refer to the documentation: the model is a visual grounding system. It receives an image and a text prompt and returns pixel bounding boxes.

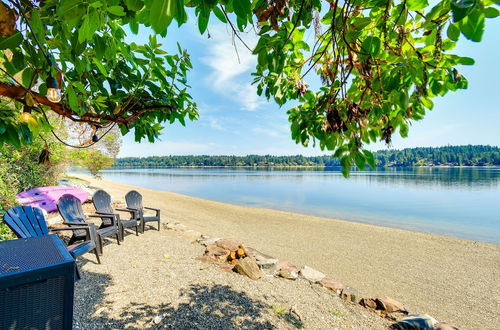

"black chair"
[93,189,140,239]
[57,194,120,255]
[125,190,161,233]
[2,205,100,264]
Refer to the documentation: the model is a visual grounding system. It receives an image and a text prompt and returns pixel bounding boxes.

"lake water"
[81,167,500,244]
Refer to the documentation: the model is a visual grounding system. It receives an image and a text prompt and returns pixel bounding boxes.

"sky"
[118,14,500,158]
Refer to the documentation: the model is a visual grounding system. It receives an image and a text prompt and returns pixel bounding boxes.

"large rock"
[278,269,298,280]
[233,257,262,280]
[299,265,326,283]
[320,277,344,294]
[245,247,278,274]
[360,297,408,314]
[215,239,240,251]
[390,314,438,329]
[340,287,360,303]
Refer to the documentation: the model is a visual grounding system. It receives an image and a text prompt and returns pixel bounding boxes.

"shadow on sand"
[74,268,303,329]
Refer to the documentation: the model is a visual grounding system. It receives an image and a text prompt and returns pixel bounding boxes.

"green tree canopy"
[0,0,497,175]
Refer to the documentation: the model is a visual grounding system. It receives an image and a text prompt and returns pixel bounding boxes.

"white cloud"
[201,25,264,111]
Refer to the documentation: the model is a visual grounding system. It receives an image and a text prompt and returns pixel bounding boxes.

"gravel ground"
[74,227,391,329]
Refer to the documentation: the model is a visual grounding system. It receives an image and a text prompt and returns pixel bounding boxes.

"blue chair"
[3,205,100,264]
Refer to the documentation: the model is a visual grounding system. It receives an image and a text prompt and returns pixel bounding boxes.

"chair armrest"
[63,221,89,227]
[116,208,140,218]
[87,213,117,226]
[144,206,160,217]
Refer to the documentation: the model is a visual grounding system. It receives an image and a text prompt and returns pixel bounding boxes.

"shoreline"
[72,174,500,328]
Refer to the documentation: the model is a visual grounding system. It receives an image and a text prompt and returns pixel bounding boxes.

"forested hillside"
[113,146,500,168]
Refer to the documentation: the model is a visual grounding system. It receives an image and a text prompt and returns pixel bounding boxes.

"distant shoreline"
[109,164,500,169]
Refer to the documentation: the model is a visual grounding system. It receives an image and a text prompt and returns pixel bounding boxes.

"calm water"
[81,167,500,244]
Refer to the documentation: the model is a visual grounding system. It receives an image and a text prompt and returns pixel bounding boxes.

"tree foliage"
[0,0,497,176]
[113,145,500,167]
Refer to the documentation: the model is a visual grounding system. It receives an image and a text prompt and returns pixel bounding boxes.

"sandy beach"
[73,174,499,329]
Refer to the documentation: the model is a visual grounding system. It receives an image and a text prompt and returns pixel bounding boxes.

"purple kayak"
[16,186,90,213]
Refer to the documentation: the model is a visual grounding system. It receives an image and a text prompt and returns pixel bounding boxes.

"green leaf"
[451,0,477,22]
[92,58,108,75]
[447,23,460,41]
[483,6,499,18]
[129,20,139,34]
[407,0,429,11]
[363,150,376,169]
[107,6,126,16]
[361,36,381,58]
[0,31,23,50]
[459,9,485,42]
[66,85,79,112]
[149,0,177,33]
[125,0,144,11]
[421,97,434,109]
[457,56,475,65]
[233,0,251,25]
[22,68,35,88]
[198,13,209,34]
[213,6,227,23]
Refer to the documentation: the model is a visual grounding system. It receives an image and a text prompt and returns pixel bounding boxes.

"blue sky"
[119,16,500,157]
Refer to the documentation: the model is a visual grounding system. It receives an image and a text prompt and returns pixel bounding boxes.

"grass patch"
[0,222,15,241]
[330,309,345,317]
[272,305,303,329]
[272,305,288,317]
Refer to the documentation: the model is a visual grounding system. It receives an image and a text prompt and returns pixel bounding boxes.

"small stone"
[376,297,408,314]
[320,277,344,294]
[166,223,187,231]
[299,265,326,283]
[215,239,240,251]
[195,256,212,263]
[153,315,163,324]
[233,257,262,280]
[278,269,298,280]
[341,287,359,303]
[390,314,438,329]
[276,260,299,273]
[198,236,220,246]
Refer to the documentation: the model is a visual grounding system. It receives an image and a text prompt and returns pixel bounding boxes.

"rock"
[245,248,278,274]
[299,265,326,283]
[198,236,221,246]
[206,244,228,257]
[340,287,359,303]
[320,277,344,294]
[233,257,262,280]
[276,260,299,273]
[278,269,298,280]
[361,297,408,314]
[376,297,408,314]
[152,315,164,324]
[215,239,240,251]
[390,314,438,329]
[435,322,459,330]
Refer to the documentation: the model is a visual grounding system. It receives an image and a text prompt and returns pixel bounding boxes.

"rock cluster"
[166,223,458,329]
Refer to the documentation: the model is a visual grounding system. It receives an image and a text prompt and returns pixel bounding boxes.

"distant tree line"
[113,145,500,168]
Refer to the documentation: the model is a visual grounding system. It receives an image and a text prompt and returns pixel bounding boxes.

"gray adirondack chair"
[92,189,140,239]
[125,190,161,233]
[2,205,100,265]
[57,194,120,255]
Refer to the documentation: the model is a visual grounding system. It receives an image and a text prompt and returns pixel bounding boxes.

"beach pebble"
[341,287,360,303]
[233,257,262,280]
[320,277,344,294]
[215,239,240,251]
[278,269,298,280]
[299,265,326,283]
[390,313,438,329]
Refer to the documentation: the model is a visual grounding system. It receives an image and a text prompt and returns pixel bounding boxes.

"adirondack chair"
[92,189,140,239]
[2,205,100,265]
[125,190,161,233]
[57,194,120,255]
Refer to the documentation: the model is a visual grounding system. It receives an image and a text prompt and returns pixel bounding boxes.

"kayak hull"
[16,186,90,213]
